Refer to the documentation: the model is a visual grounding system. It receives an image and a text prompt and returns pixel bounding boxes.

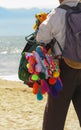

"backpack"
[59,3,81,62]
[18,32,39,85]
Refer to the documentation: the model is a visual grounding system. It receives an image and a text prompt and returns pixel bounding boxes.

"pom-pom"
[53,71,60,78]
[48,77,56,85]
[31,74,39,81]
[26,63,30,69]
[37,90,43,100]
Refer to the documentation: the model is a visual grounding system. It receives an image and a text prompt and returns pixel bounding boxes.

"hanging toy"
[37,89,43,100]
[55,78,63,91]
[24,45,63,101]
[33,12,48,30]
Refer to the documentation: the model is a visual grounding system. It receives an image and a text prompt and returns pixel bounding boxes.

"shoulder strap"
[58,3,81,11]
[58,4,71,11]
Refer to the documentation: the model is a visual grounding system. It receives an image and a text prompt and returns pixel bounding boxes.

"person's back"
[36,0,81,130]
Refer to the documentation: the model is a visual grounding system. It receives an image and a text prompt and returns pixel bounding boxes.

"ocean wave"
[10,48,22,54]
[0,36,26,55]
[0,48,22,54]
[0,51,8,54]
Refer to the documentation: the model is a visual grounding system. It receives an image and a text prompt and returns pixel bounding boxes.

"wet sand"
[0,79,81,130]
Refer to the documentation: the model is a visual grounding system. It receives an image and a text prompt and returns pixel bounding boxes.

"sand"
[0,79,81,130]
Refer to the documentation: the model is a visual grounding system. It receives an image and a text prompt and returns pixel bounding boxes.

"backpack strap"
[58,4,71,11]
[58,3,81,11]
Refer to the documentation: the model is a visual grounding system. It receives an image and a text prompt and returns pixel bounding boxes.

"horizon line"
[0,6,53,10]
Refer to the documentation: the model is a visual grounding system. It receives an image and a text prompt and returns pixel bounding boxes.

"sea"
[0,35,29,81]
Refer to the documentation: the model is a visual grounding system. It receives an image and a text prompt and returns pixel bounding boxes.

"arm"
[36,9,58,44]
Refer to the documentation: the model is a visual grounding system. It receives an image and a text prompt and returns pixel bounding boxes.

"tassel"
[37,89,43,100]
[55,78,63,91]
[33,82,39,94]
[41,79,50,92]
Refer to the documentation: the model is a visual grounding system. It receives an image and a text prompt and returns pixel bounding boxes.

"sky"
[0,0,59,9]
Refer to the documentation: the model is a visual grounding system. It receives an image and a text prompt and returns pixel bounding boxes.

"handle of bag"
[25,31,38,44]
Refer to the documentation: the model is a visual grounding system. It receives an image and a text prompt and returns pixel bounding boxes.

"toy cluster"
[21,12,63,100]
[25,45,63,100]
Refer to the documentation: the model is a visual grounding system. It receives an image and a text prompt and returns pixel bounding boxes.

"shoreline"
[0,74,20,82]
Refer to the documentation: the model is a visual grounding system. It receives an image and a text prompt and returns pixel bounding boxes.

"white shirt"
[36,0,80,55]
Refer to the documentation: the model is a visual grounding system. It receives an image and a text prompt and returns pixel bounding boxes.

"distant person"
[36,0,81,130]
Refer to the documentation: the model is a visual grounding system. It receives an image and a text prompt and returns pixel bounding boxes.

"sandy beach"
[0,79,81,130]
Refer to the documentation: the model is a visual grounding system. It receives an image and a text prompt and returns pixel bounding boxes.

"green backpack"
[18,31,39,85]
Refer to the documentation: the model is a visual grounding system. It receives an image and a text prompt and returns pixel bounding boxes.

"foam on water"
[0,74,21,81]
[0,36,26,81]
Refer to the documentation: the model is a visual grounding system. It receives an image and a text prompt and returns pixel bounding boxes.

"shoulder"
[46,7,66,24]
[47,7,66,20]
